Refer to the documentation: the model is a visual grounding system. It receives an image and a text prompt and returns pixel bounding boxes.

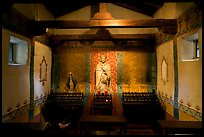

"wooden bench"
[79,115,127,135]
[157,120,202,135]
[2,123,45,136]
[41,92,84,125]
[122,92,165,122]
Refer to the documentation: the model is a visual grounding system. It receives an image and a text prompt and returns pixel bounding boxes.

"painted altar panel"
[121,49,148,92]
[90,48,117,93]
[58,43,151,93]
[59,47,86,92]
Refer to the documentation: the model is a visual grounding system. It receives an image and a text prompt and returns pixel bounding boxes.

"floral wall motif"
[33,35,50,46]
[176,5,202,38]
[156,92,202,121]
[157,5,202,45]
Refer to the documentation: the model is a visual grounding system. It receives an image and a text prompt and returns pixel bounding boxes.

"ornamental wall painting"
[39,56,48,86]
[161,56,168,85]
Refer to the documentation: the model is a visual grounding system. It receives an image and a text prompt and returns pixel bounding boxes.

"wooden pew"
[79,115,127,135]
[122,92,165,122]
[41,92,84,125]
[2,123,45,136]
[157,120,202,135]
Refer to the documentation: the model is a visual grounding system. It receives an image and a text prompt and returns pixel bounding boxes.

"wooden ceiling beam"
[158,26,177,34]
[34,19,177,29]
[112,34,155,39]
[52,34,156,41]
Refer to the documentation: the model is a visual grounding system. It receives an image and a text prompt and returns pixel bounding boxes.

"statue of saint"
[66,72,77,92]
[95,55,112,94]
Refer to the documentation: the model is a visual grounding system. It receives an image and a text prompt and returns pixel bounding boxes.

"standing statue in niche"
[95,55,112,94]
[67,72,77,92]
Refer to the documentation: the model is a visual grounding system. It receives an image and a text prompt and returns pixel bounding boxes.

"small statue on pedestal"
[66,72,77,92]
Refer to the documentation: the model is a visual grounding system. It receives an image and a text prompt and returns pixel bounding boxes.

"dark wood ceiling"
[0,0,188,19]
[2,0,200,47]
[4,0,200,19]
[42,0,165,18]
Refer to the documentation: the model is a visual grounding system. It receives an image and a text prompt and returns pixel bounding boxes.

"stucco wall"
[57,5,91,20]
[153,3,195,19]
[175,2,196,18]
[2,28,31,115]
[177,28,202,112]
[107,3,152,19]
[153,3,176,19]
[155,3,202,120]
[34,42,52,101]
[2,3,54,121]
[156,40,175,101]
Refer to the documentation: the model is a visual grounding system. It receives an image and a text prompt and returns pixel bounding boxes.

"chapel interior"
[2,0,202,136]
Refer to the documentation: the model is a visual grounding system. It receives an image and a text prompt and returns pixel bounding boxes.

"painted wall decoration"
[161,56,168,85]
[58,41,155,94]
[177,5,202,38]
[59,45,87,93]
[157,5,202,45]
[39,56,48,86]
[121,49,149,92]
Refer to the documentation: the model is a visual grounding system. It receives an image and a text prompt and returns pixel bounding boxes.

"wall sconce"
[187,102,191,108]
[7,106,12,113]
[179,99,184,104]
[195,105,200,111]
